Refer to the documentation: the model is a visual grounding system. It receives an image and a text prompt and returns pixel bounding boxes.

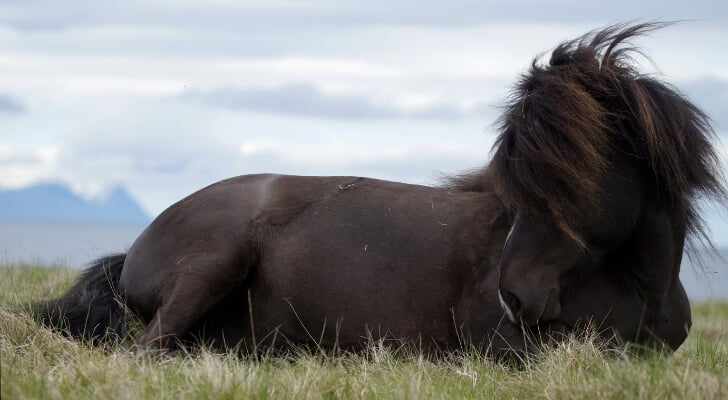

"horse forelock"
[488,22,727,249]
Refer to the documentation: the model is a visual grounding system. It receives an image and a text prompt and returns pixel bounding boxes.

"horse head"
[492,23,726,350]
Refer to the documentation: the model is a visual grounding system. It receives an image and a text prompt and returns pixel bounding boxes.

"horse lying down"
[37,23,726,360]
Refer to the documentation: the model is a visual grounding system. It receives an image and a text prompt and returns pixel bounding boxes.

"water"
[0,220,147,267]
[0,221,726,300]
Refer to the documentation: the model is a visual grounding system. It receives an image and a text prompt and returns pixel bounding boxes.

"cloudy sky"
[1,1,727,242]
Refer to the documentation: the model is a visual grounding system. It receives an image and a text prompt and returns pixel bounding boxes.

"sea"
[0,220,726,301]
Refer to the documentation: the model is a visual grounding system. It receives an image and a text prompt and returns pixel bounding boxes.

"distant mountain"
[0,183,150,224]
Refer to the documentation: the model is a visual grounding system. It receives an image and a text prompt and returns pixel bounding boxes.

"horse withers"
[37,23,726,359]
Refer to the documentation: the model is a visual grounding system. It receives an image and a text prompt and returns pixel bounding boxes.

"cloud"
[0,94,25,113]
[7,92,491,214]
[186,84,486,120]
[0,145,59,187]
[3,0,727,32]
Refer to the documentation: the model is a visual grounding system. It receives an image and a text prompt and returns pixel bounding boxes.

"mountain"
[0,183,150,224]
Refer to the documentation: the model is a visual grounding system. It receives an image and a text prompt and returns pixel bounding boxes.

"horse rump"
[35,254,128,344]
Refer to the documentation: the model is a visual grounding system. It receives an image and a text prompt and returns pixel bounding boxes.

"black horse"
[38,23,726,358]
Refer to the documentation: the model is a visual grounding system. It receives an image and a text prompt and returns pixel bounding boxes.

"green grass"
[1,264,726,399]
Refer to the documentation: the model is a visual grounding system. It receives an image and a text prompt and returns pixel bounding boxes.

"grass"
[1,264,726,399]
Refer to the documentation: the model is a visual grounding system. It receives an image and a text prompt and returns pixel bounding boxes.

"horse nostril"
[501,290,522,316]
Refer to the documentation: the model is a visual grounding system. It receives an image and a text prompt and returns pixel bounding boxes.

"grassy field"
[1,264,726,400]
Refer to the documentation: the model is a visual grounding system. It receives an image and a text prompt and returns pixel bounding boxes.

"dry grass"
[1,264,726,400]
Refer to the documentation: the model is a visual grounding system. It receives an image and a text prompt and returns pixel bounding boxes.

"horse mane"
[450,22,727,250]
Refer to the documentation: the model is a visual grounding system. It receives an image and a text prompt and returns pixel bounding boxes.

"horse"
[37,23,726,359]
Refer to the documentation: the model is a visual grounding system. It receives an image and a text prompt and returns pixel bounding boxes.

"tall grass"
[1,264,726,399]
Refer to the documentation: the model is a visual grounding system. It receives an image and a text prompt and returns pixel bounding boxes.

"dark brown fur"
[36,23,726,359]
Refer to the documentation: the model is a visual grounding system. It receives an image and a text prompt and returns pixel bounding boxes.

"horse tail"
[35,254,128,344]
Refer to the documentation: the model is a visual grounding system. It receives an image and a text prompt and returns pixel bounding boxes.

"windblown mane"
[454,23,726,249]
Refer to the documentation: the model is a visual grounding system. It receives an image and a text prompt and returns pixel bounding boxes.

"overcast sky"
[1,1,727,243]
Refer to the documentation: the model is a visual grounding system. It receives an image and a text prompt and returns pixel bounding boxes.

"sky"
[1,1,727,243]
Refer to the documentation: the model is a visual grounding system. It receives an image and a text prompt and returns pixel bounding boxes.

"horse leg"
[134,259,252,351]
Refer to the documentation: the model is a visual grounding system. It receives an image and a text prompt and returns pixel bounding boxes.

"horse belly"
[249,225,461,349]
